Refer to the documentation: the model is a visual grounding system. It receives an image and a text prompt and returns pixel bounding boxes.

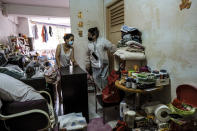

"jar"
[126,77,132,88]
[131,78,137,89]
[160,69,167,79]
[152,70,160,79]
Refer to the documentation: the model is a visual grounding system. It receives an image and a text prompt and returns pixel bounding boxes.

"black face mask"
[88,37,93,41]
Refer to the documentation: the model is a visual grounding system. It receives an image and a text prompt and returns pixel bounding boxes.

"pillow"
[0,73,43,102]
[0,67,25,80]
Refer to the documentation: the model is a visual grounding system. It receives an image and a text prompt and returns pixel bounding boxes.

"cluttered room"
[0,0,197,131]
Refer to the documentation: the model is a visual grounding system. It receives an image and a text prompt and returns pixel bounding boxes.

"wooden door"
[106,0,124,72]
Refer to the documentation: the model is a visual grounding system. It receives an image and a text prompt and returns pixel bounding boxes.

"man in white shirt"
[87,27,116,91]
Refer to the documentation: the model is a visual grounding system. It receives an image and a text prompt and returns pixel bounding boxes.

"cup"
[123,110,136,129]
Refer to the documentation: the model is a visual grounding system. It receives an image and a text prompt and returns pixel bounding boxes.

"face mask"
[88,37,93,41]
[68,41,73,45]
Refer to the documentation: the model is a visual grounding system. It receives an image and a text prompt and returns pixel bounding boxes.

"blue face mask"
[68,41,73,45]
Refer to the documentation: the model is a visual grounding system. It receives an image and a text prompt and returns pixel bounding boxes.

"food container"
[126,77,132,88]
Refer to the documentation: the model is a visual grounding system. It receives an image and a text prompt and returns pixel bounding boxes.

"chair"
[0,91,55,131]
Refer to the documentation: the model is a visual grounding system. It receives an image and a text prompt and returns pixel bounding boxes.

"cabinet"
[60,66,89,122]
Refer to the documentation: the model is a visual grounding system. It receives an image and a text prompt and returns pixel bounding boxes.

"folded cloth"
[58,113,87,130]
[114,49,146,60]
[121,25,137,33]
[126,40,145,49]
[126,47,144,53]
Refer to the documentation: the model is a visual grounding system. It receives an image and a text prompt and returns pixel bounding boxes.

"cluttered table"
[115,79,165,110]
[115,80,164,93]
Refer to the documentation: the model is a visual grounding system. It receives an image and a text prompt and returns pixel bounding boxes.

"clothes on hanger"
[32,24,39,39]
[41,25,48,43]
[49,26,53,37]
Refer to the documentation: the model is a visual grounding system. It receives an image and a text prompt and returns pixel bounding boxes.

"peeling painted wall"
[71,0,197,100]
[124,0,197,99]
[69,0,104,70]
[0,13,18,44]
[17,17,30,36]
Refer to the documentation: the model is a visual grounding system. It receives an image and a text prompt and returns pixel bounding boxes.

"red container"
[176,84,197,108]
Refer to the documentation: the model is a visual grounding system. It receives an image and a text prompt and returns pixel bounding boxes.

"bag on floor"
[102,70,120,104]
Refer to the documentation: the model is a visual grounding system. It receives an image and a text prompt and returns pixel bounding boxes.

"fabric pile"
[58,113,87,130]
[137,73,156,89]
[118,25,142,48]
[114,25,145,61]
[125,41,145,53]
[114,49,145,60]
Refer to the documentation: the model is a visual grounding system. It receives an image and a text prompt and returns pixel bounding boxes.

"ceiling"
[29,17,70,26]
[1,0,69,8]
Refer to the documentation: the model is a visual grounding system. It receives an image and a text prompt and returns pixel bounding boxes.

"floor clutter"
[0,3,196,130]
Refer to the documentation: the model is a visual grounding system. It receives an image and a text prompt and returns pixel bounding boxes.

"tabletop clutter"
[112,65,197,131]
[118,65,170,90]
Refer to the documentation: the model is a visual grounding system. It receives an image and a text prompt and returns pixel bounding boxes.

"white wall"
[70,0,105,70]
[17,17,30,36]
[124,0,197,99]
[0,13,18,44]
[70,0,197,100]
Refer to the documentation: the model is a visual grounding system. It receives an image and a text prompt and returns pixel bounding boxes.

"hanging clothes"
[32,24,39,39]
[49,26,53,37]
[41,25,48,43]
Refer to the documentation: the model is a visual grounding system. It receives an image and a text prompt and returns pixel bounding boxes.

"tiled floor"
[54,84,118,129]
[88,92,118,128]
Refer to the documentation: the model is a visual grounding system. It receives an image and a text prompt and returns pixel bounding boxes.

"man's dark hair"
[88,27,99,39]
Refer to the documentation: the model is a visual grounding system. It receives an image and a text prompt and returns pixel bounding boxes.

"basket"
[169,103,196,116]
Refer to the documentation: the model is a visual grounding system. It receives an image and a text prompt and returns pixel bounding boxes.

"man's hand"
[73,62,78,67]
[58,65,61,69]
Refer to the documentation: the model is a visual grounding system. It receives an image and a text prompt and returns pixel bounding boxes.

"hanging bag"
[102,70,120,104]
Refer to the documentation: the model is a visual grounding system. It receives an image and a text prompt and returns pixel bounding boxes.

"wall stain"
[156,54,167,69]
[170,41,192,68]
[190,43,197,52]
[156,8,160,29]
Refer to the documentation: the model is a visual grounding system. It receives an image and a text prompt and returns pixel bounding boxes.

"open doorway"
[28,17,71,62]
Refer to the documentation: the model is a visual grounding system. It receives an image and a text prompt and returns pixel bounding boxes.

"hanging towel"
[41,26,45,42]
[41,25,48,42]
[49,26,53,37]
[32,24,39,39]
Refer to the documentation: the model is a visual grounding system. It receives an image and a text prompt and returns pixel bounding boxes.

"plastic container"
[126,77,132,88]
[120,100,129,120]
[131,78,137,89]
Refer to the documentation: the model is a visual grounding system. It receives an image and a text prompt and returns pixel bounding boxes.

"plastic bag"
[58,113,87,130]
